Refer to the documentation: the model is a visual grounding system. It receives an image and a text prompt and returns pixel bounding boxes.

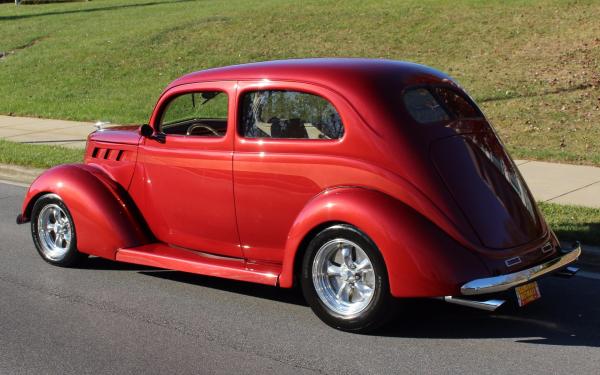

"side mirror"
[139,124,166,143]
[140,124,153,137]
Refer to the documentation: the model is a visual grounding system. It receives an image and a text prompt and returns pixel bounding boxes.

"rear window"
[403,86,482,124]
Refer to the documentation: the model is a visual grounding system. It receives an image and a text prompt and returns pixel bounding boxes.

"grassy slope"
[0,0,599,164]
[539,202,600,247]
[0,139,82,168]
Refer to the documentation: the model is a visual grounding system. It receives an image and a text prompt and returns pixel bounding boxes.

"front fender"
[19,164,150,259]
[279,187,490,297]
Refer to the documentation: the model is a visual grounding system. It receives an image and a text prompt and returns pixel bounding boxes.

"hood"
[88,125,141,145]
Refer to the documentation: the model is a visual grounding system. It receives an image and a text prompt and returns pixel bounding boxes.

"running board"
[441,296,505,311]
[116,244,280,286]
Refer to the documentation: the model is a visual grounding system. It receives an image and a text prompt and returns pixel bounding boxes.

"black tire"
[31,194,87,267]
[301,224,396,333]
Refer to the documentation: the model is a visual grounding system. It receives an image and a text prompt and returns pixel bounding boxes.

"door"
[130,81,242,258]
[232,81,349,263]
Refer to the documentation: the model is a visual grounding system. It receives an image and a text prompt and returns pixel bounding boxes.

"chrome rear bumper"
[461,242,581,296]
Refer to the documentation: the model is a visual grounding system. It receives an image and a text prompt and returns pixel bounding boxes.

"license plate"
[515,281,541,307]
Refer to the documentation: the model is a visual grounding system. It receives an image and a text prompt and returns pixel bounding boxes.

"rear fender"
[279,187,490,297]
[19,164,151,259]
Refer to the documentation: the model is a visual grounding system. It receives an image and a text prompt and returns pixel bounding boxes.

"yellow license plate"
[515,281,541,307]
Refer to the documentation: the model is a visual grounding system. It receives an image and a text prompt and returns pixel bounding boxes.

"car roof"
[165,58,453,93]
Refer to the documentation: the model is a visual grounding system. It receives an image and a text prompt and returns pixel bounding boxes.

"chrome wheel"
[37,204,72,261]
[312,239,376,317]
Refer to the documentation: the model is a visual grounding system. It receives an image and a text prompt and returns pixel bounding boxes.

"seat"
[282,118,308,139]
[269,117,283,138]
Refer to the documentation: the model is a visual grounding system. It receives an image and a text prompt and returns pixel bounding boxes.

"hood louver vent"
[91,147,126,161]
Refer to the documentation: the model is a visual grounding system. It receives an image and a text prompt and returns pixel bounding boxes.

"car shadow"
[379,300,598,347]
[139,268,600,347]
[78,256,156,271]
[379,275,600,347]
[138,270,307,306]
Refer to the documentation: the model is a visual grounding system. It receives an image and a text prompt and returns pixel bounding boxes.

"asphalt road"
[1,181,599,375]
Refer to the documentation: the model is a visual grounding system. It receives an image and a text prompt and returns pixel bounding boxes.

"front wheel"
[31,194,87,267]
[301,224,395,332]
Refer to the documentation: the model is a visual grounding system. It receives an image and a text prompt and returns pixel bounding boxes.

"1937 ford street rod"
[17,59,581,332]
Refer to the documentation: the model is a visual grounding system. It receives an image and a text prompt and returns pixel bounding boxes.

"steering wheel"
[186,124,220,136]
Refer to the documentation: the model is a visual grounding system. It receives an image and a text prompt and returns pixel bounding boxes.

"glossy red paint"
[277,187,490,297]
[129,81,242,258]
[18,58,559,298]
[20,164,149,259]
[84,130,140,190]
[116,244,279,286]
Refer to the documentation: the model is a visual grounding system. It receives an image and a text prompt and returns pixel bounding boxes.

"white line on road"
[577,271,600,280]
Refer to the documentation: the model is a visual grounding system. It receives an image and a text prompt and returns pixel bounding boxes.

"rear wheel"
[301,224,395,332]
[31,194,87,267]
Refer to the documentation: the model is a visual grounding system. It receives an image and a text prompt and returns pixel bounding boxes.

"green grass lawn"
[1,0,599,165]
[0,139,82,168]
[539,202,600,247]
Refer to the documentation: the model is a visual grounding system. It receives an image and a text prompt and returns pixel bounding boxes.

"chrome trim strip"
[461,242,581,295]
[442,296,505,311]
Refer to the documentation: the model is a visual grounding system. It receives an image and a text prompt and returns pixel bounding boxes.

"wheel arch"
[279,187,397,290]
[279,187,490,297]
[290,220,346,288]
[21,191,50,223]
[19,164,151,259]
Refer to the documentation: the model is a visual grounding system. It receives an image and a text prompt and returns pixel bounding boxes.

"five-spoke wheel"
[312,239,376,317]
[31,194,86,266]
[302,224,395,332]
[37,203,72,261]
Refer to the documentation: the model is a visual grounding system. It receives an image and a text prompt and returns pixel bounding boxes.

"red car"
[17,59,580,332]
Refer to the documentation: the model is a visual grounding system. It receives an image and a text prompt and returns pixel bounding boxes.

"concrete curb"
[0,163,43,185]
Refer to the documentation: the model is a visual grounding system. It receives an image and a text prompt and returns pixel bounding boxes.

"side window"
[240,90,344,139]
[159,91,228,137]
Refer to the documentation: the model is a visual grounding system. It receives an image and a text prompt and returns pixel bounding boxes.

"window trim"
[236,87,346,142]
[401,84,484,126]
[155,89,229,138]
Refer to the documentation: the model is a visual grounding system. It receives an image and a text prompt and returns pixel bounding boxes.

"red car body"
[18,59,579,305]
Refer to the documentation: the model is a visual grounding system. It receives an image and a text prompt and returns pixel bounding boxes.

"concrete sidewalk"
[0,115,97,149]
[0,115,599,208]
[514,160,600,208]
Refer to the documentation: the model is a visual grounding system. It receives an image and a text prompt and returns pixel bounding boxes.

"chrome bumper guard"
[461,242,582,296]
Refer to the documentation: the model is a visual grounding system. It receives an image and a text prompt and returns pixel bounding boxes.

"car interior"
[253,117,332,139]
[159,91,228,137]
[161,118,227,137]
